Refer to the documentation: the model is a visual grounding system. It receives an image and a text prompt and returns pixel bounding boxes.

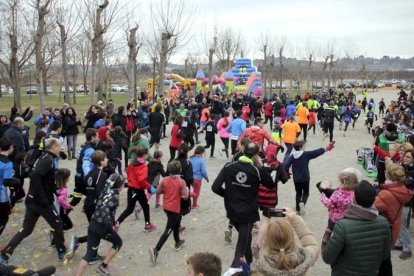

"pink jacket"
[57,187,71,211]
[321,188,354,223]
[217,117,232,138]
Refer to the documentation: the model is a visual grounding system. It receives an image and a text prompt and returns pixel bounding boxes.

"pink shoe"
[144,223,157,232]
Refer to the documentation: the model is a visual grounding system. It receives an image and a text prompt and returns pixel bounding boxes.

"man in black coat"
[212,142,274,268]
[0,138,70,264]
[3,117,25,162]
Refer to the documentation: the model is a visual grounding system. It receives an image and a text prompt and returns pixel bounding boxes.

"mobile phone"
[267,208,286,217]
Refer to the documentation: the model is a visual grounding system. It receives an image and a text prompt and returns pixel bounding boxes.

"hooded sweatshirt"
[284,148,325,182]
[240,126,274,152]
[127,158,151,190]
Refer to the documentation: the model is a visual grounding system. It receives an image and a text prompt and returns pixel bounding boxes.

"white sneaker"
[299,202,306,216]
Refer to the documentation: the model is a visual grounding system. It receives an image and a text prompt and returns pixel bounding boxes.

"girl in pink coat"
[56,168,73,230]
[217,111,232,158]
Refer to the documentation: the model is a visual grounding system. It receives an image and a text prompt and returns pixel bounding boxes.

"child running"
[149,160,189,265]
[146,150,166,209]
[190,146,209,209]
[75,174,124,276]
[204,114,218,159]
[116,147,157,232]
[56,168,73,231]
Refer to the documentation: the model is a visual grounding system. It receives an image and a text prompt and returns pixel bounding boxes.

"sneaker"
[399,251,412,260]
[95,263,111,276]
[0,252,9,264]
[224,228,232,243]
[149,248,158,265]
[68,235,79,257]
[392,245,403,251]
[299,202,306,216]
[88,254,104,265]
[174,240,185,251]
[155,203,160,208]
[58,251,72,262]
[113,222,120,232]
[144,223,157,232]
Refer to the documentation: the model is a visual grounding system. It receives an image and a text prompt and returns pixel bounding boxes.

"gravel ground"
[1,89,413,275]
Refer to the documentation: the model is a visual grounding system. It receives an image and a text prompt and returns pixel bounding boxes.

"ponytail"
[276,249,294,271]
[222,111,229,128]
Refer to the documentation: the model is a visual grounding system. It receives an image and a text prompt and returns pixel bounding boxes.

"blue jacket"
[285,104,296,119]
[93,119,106,129]
[285,148,325,182]
[0,155,13,203]
[226,117,246,138]
[190,155,208,181]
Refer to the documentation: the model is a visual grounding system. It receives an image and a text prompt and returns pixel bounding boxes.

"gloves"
[325,141,336,151]
[149,186,156,195]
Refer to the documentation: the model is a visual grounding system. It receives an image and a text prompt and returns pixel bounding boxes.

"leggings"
[191,180,202,207]
[204,139,215,157]
[117,188,150,225]
[231,222,253,268]
[169,146,178,163]
[307,124,316,134]
[3,203,66,255]
[264,115,273,130]
[82,220,122,262]
[220,137,230,158]
[323,121,334,142]
[183,136,195,151]
[294,181,310,212]
[60,207,73,231]
[155,210,181,251]
[0,202,11,236]
[231,139,238,156]
[299,123,308,141]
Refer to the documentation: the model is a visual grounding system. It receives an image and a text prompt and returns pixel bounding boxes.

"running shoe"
[399,251,412,260]
[174,240,185,251]
[299,202,306,216]
[95,263,111,276]
[144,223,157,232]
[58,251,73,262]
[149,248,158,265]
[224,228,232,243]
[88,254,104,265]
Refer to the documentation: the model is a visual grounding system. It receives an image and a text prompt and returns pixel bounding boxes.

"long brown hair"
[56,168,71,189]
[222,111,229,128]
[267,220,295,271]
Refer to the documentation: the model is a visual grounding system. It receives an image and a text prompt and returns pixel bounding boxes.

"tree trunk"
[279,49,283,96]
[307,55,312,90]
[128,26,138,100]
[58,21,70,104]
[158,32,172,96]
[35,1,49,112]
[328,54,334,90]
[321,56,329,93]
[262,45,267,95]
[208,49,214,92]
[10,33,21,110]
[97,36,104,101]
[71,63,77,104]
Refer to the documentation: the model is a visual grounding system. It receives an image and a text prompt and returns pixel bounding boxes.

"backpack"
[126,116,135,133]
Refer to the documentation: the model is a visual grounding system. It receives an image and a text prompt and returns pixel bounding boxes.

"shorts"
[200,121,207,128]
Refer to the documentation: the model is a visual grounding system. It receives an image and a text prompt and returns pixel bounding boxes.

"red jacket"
[127,159,151,190]
[264,102,272,116]
[308,111,316,125]
[375,181,413,244]
[170,124,183,149]
[373,146,399,161]
[240,126,275,152]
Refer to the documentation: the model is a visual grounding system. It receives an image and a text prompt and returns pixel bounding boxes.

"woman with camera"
[250,208,319,276]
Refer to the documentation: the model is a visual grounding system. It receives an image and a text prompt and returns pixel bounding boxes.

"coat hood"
[252,246,313,276]
[292,149,304,159]
[344,203,378,221]
[381,181,413,204]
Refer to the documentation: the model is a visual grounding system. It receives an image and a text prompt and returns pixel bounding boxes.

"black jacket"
[148,111,164,134]
[205,121,217,141]
[84,168,107,209]
[112,114,126,133]
[63,114,80,135]
[212,157,274,224]
[25,151,57,207]
[3,125,25,162]
[147,161,166,186]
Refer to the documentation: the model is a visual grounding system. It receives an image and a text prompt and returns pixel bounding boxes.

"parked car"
[384,81,392,87]
[46,85,53,94]
[61,86,74,93]
[396,81,408,89]
[0,85,12,95]
[26,85,38,94]
[337,83,352,89]
[111,84,128,92]
[76,84,88,93]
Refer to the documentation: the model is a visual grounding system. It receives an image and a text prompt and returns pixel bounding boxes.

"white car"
[76,85,88,93]
[61,86,74,93]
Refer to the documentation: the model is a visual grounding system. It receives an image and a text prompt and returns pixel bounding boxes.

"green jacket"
[128,138,152,162]
[322,204,391,276]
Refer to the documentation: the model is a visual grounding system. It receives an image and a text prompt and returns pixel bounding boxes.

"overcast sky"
[136,0,414,63]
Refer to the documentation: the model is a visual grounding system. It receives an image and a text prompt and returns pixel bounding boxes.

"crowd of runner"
[0,88,413,275]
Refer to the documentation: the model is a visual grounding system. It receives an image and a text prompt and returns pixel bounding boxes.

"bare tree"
[257,33,274,95]
[275,36,287,96]
[148,0,194,96]
[305,39,314,90]
[215,27,243,71]
[0,0,35,109]
[127,25,141,100]
[34,0,54,111]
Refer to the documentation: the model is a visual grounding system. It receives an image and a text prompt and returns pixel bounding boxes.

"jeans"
[66,134,77,155]
[294,181,310,212]
[396,206,411,252]
[231,222,253,268]
[155,210,181,251]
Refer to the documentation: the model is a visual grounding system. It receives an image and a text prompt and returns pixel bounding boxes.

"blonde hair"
[400,142,414,152]
[389,143,401,152]
[338,168,360,190]
[266,220,295,271]
[385,162,406,182]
